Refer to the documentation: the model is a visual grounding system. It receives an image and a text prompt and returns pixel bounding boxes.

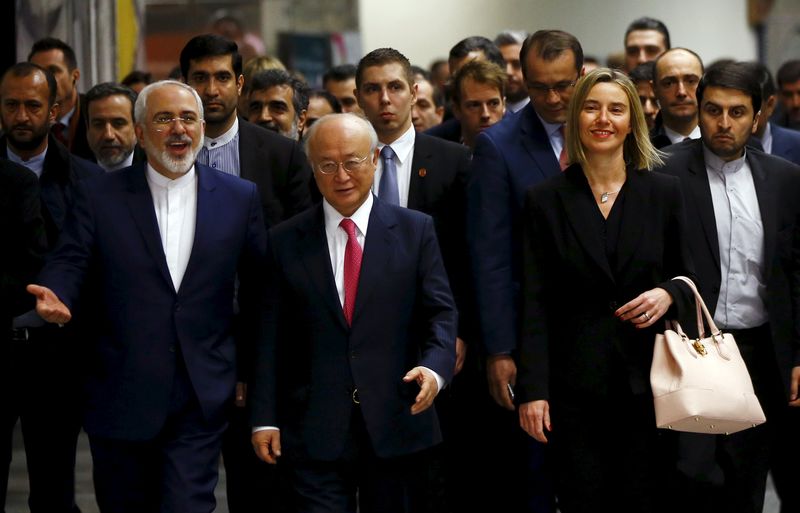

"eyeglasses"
[316,155,370,175]
[527,79,578,97]
[152,114,200,130]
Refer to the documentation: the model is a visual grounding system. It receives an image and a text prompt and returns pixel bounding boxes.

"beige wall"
[359,0,756,70]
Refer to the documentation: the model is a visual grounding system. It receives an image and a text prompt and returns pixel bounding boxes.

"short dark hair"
[449,36,505,70]
[776,60,800,88]
[629,61,656,82]
[411,65,431,82]
[624,17,671,50]
[450,60,507,106]
[323,64,357,86]
[179,34,242,79]
[356,48,414,89]
[520,30,584,79]
[742,61,776,99]
[28,37,79,70]
[308,89,342,113]
[494,30,527,48]
[696,61,762,117]
[653,48,705,81]
[121,70,152,88]
[250,69,311,115]
[1,62,57,107]
[85,82,138,119]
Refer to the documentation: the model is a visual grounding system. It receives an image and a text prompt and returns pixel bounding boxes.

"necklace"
[600,190,620,203]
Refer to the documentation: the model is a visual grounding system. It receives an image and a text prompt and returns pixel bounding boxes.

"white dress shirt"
[759,122,773,155]
[704,146,768,329]
[536,112,565,162]
[373,125,416,207]
[7,145,47,178]
[664,124,701,145]
[145,163,197,291]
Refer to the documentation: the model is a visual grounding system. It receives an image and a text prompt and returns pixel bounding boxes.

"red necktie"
[558,125,569,171]
[52,122,68,147]
[340,218,362,326]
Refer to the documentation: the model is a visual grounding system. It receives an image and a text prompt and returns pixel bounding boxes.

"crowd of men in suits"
[2,15,800,513]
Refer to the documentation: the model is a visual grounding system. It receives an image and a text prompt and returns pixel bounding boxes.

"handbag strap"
[670,276,724,340]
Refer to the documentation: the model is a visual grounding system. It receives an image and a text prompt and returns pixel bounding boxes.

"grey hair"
[133,79,204,124]
[303,113,378,157]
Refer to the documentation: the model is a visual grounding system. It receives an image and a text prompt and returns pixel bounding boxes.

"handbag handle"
[669,276,730,359]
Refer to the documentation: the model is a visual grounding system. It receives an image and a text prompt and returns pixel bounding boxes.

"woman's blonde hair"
[565,67,664,170]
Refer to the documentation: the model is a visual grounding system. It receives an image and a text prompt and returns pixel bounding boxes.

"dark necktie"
[340,218,362,326]
[52,122,68,147]
[379,145,400,205]
[558,125,569,171]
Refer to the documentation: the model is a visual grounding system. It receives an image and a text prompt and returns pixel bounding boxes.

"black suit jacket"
[408,133,472,338]
[251,198,457,460]
[658,140,800,396]
[424,118,462,143]
[65,93,94,161]
[517,165,694,404]
[0,159,46,326]
[237,119,312,229]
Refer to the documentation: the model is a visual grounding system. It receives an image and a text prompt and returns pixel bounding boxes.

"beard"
[6,123,49,152]
[146,133,201,175]
[256,119,299,140]
[96,144,134,168]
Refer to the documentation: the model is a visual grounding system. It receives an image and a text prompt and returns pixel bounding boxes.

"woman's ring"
[643,312,651,321]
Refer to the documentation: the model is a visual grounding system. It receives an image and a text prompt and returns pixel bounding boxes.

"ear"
[134,123,144,144]
[297,109,308,137]
[751,113,760,135]
[71,68,80,85]
[434,105,445,122]
[236,74,244,96]
[48,102,59,124]
[410,82,418,106]
[579,66,586,78]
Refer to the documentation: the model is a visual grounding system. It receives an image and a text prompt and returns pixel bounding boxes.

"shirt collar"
[7,144,48,178]
[202,117,239,150]
[323,192,373,238]
[703,143,747,175]
[535,111,564,138]
[58,105,76,127]
[664,124,701,144]
[377,124,415,165]
[146,162,196,189]
[760,122,772,153]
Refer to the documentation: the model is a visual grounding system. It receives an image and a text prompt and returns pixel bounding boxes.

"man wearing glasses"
[467,29,584,513]
[250,113,456,512]
[28,80,268,512]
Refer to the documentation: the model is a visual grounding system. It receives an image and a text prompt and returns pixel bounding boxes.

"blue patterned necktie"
[379,145,400,205]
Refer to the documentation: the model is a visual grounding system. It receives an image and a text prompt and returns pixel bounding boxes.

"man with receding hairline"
[651,48,705,148]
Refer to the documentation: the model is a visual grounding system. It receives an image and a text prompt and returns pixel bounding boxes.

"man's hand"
[27,284,71,324]
[486,354,516,410]
[789,366,800,407]
[235,382,247,408]
[251,429,281,464]
[519,400,551,443]
[454,337,467,376]
[403,367,439,415]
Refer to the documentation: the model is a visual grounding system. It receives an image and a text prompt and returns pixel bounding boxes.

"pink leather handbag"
[650,276,766,434]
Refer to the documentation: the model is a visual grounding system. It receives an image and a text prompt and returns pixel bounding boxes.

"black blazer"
[250,198,457,461]
[517,165,694,404]
[237,119,313,228]
[658,140,800,396]
[0,159,47,325]
[408,133,472,338]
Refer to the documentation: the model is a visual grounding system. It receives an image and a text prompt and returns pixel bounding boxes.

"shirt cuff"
[252,426,279,434]
[420,366,445,393]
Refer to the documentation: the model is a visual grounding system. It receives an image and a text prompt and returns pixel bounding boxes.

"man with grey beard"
[85,82,140,172]
[246,69,310,141]
[27,79,268,512]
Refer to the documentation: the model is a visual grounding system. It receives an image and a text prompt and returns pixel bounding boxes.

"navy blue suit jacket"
[467,103,561,356]
[251,197,457,460]
[38,163,267,440]
[770,122,800,166]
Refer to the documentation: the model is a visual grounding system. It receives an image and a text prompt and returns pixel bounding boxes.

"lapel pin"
[418,168,427,177]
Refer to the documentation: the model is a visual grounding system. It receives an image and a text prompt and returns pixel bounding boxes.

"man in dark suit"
[772,59,800,131]
[28,80,267,512]
[28,38,94,160]
[179,33,312,512]
[649,48,704,148]
[466,29,584,513]
[84,82,145,172]
[748,62,800,167]
[658,62,800,513]
[250,113,456,513]
[0,62,101,513]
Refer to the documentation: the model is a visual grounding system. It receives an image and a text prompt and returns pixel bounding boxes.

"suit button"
[174,304,181,312]
[350,351,357,359]
[608,301,618,311]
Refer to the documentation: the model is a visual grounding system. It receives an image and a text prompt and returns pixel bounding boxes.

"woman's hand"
[614,287,672,329]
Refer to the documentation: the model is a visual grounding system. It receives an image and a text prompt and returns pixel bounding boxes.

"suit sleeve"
[416,215,458,384]
[468,132,518,356]
[516,190,550,403]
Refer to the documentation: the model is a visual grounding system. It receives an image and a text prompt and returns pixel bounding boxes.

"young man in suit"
[467,29,584,513]
[658,61,800,513]
[748,62,800,167]
[0,62,101,513]
[250,113,457,512]
[650,48,704,148]
[28,80,268,512]
[179,34,313,512]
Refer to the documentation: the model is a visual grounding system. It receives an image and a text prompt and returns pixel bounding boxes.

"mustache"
[166,134,193,145]
[256,121,279,133]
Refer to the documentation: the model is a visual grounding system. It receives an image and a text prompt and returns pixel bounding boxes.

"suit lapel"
[299,205,349,330]
[407,135,430,210]
[520,108,560,181]
[180,165,216,293]
[125,165,175,292]
[749,153,777,280]
[237,119,258,181]
[557,168,615,284]
[351,199,395,325]
[686,144,721,272]
[614,170,649,275]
